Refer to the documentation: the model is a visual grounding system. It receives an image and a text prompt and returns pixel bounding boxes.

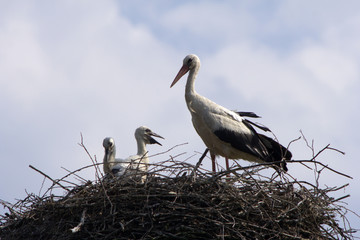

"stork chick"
[103,126,164,182]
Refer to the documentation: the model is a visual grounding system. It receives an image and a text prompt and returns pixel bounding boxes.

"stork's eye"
[187,58,193,64]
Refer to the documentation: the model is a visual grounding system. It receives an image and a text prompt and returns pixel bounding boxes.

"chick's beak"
[148,132,164,146]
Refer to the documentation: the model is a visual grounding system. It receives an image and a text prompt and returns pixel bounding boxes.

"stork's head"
[135,126,164,146]
[170,54,200,88]
[103,137,115,150]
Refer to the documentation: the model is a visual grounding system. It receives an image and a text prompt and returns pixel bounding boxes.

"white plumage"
[102,126,164,182]
[170,54,291,172]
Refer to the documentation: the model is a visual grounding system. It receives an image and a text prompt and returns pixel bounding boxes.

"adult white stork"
[103,126,164,181]
[170,54,291,173]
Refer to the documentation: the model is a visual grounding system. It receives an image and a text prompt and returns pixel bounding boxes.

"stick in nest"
[29,165,70,192]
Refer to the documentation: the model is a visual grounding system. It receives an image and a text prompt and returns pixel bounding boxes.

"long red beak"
[170,64,189,88]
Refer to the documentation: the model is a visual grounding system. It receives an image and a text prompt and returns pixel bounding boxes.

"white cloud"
[161,2,254,37]
[0,18,52,108]
[296,45,358,94]
[206,43,318,110]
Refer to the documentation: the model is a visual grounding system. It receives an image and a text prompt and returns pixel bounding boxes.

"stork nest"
[0,145,356,239]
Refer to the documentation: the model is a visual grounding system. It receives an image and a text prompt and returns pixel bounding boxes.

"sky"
[0,0,359,236]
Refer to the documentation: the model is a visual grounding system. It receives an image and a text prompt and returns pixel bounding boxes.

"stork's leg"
[210,152,216,173]
[225,157,230,171]
[225,157,230,180]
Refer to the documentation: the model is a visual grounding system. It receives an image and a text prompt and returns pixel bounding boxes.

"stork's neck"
[136,139,148,157]
[136,139,149,167]
[105,148,116,162]
[103,147,116,173]
[185,66,199,102]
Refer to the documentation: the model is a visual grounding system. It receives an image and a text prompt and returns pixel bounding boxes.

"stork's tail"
[258,134,292,172]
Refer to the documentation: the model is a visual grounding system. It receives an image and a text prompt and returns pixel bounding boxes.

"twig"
[78,133,103,181]
[61,167,88,184]
[327,147,345,155]
[288,160,352,179]
[211,158,352,180]
[58,163,103,182]
[300,130,315,157]
[29,165,70,192]
[190,148,209,179]
[332,195,351,203]
[287,136,302,150]
[148,142,188,158]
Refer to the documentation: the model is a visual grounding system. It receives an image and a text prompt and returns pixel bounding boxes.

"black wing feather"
[235,111,271,132]
[258,134,292,171]
[213,127,268,161]
[213,120,291,171]
[236,111,261,118]
[244,119,271,132]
